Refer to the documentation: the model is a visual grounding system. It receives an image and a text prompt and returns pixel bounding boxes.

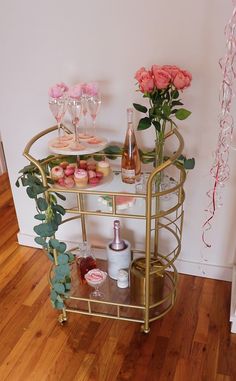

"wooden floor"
[0,173,236,381]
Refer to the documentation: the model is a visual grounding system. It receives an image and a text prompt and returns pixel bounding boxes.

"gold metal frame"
[23,125,186,333]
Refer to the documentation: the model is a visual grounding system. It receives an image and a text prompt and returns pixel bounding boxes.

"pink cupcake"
[74,168,88,188]
[51,166,64,181]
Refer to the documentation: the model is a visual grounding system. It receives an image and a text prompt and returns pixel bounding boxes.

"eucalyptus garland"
[16,160,74,310]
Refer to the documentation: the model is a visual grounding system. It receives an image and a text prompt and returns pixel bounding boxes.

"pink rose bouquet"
[133,64,192,167]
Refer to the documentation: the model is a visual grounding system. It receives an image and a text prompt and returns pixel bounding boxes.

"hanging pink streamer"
[202,3,236,247]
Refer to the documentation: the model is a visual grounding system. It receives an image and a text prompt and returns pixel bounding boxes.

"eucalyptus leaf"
[57,242,67,254]
[55,192,66,201]
[34,236,46,246]
[65,283,71,291]
[54,300,64,309]
[104,145,122,155]
[55,264,70,276]
[56,294,64,303]
[21,177,28,186]
[49,238,60,249]
[184,158,195,170]
[53,283,66,294]
[34,213,46,221]
[47,253,55,262]
[19,164,37,174]
[50,290,58,302]
[34,223,55,237]
[37,197,48,211]
[53,204,65,215]
[15,179,20,187]
[26,187,38,199]
[66,252,75,263]
[58,253,69,265]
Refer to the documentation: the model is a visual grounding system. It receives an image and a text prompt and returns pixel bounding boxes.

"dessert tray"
[53,169,113,190]
[48,133,108,156]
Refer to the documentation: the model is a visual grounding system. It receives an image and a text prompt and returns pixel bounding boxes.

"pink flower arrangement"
[133,64,192,167]
[135,65,192,94]
[134,64,192,132]
[48,82,69,99]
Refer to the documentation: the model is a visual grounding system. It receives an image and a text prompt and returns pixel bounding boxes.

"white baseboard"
[17,232,233,282]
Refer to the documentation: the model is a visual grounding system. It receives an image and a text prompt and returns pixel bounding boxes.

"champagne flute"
[48,83,68,147]
[68,85,85,150]
[79,83,90,139]
[87,83,101,137]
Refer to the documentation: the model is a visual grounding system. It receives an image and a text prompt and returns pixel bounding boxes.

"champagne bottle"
[121,108,141,184]
[109,220,127,251]
[107,220,131,280]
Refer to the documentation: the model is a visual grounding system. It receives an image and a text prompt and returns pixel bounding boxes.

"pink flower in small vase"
[49,82,68,99]
[173,70,192,90]
[68,84,83,99]
[134,67,154,93]
[152,66,171,90]
[84,82,99,96]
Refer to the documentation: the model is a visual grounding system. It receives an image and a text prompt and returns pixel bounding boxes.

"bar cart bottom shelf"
[57,259,178,333]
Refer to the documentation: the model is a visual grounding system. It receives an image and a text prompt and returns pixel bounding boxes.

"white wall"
[1,0,235,280]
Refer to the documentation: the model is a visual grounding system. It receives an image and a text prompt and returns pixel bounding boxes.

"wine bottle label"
[121,168,135,178]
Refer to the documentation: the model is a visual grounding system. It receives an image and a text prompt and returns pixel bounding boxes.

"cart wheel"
[140,324,150,334]
[58,313,67,325]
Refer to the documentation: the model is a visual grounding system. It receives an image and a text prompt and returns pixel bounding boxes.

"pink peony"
[49,82,68,99]
[135,67,154,93]
[151,66,171,89]
[173,70,192,90]
[83,82,99,96]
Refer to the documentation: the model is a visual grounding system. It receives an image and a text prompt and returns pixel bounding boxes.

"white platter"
[48,134,108,156]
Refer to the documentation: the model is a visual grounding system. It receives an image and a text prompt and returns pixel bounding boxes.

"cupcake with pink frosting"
[74,168,88,188]
[51,166,64,181]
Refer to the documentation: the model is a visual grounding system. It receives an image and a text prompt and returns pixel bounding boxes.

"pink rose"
[134,67,146,82]
[161,65,181,80]
[182,70,192,88]
[135,67,154,93]
[173,70,192,90]
[49,82,68,99]
[151,66,171,90]
[68,84,83,99]
[83,82,99,96]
